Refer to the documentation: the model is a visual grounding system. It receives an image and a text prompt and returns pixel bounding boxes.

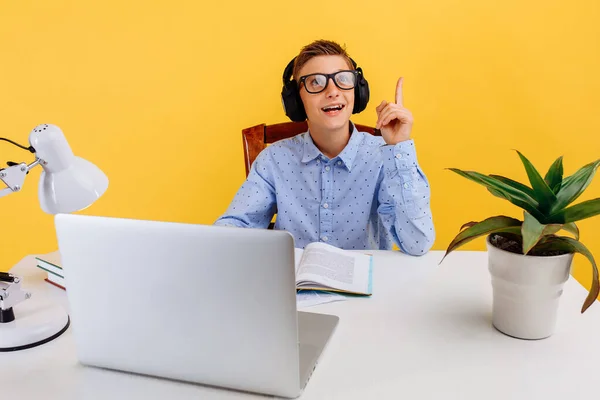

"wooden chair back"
[241,121,378,176]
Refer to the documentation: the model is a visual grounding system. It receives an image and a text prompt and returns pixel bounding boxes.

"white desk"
[2,250,599,399]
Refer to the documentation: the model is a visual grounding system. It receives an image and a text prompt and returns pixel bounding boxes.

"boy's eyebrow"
[303,68,348,76]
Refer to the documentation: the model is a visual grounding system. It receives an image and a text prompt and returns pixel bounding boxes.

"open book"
[294,242,373,296]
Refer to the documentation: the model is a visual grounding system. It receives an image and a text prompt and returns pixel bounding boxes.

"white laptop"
[54,213,339,398]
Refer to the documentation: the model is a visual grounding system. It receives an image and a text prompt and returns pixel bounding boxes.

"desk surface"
[3,250,599,399]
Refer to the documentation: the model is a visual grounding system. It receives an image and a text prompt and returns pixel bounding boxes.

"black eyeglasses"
[299,70,358,94]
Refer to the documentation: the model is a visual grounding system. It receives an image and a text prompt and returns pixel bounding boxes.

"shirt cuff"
[380,139,419,172]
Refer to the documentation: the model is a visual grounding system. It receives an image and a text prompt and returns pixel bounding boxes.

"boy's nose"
[324,79,340,97]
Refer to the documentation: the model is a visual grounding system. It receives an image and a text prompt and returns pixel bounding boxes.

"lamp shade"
[29,124,108,214]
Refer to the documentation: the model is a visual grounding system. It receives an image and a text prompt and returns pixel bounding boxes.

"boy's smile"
[321,103,346,116]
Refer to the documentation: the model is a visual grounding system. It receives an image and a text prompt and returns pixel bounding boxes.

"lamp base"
[0,307,16,323]
[0,299,70,352]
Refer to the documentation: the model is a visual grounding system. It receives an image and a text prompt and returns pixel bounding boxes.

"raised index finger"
[395,77,404,106]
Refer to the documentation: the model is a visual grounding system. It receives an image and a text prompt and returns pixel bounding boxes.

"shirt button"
[337,161,342,165]
[321,236,329,242]
[403,182,410,189]
[395,153,403,159]
[323,203,329,209]
[325,166,331,171]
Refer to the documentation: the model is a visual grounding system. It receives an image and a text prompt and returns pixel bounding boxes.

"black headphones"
[281,56,370,122]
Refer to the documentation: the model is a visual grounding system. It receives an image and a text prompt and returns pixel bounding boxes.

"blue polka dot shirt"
[215,124,435,255]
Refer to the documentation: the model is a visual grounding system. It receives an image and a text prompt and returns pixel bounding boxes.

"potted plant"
[441,151,600,340]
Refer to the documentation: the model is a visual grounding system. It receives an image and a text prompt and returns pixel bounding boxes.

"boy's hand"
[375,77,413,145]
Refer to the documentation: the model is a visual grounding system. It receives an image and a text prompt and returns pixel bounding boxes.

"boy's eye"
[309,76,325,87]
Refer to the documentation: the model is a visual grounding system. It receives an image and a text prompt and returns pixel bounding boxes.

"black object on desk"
[0,272,15,283]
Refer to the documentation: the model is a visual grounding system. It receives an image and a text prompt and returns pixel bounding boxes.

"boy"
[215,40,434,255]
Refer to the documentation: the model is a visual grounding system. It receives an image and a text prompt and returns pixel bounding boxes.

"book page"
[35,251,62,267]
[294,248,304,273]
[296,242,371,294]
[296,290,346,309]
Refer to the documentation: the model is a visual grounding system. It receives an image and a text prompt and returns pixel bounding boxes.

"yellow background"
[1,1,599,297]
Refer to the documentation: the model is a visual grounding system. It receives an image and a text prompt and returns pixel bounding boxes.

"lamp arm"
[0,157,42,318]
[0,273,31,313]
[0,158,42,199]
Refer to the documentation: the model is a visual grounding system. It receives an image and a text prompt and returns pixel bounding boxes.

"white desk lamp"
[0,124,108,352]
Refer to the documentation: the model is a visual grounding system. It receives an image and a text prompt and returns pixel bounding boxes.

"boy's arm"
[214,151,277,229]
[376,140,435,255]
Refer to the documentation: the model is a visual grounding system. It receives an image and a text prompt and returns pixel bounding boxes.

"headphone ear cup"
[281,80,306,122]
[352,67,370,114]
[281,57,307,122]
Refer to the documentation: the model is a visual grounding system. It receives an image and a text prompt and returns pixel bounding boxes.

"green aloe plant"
[441,151,600,313]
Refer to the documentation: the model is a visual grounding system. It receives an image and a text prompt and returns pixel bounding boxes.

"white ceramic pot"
[486,235,574,340]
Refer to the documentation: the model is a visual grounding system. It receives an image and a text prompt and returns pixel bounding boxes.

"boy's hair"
[292,40,354,81]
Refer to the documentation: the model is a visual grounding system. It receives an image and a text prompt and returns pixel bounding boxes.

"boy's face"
[297,55,355,132]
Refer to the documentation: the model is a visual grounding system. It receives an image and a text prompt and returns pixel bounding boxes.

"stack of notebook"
[35,252,65,290]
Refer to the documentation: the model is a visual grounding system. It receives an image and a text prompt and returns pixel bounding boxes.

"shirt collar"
[301,123,363,171]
